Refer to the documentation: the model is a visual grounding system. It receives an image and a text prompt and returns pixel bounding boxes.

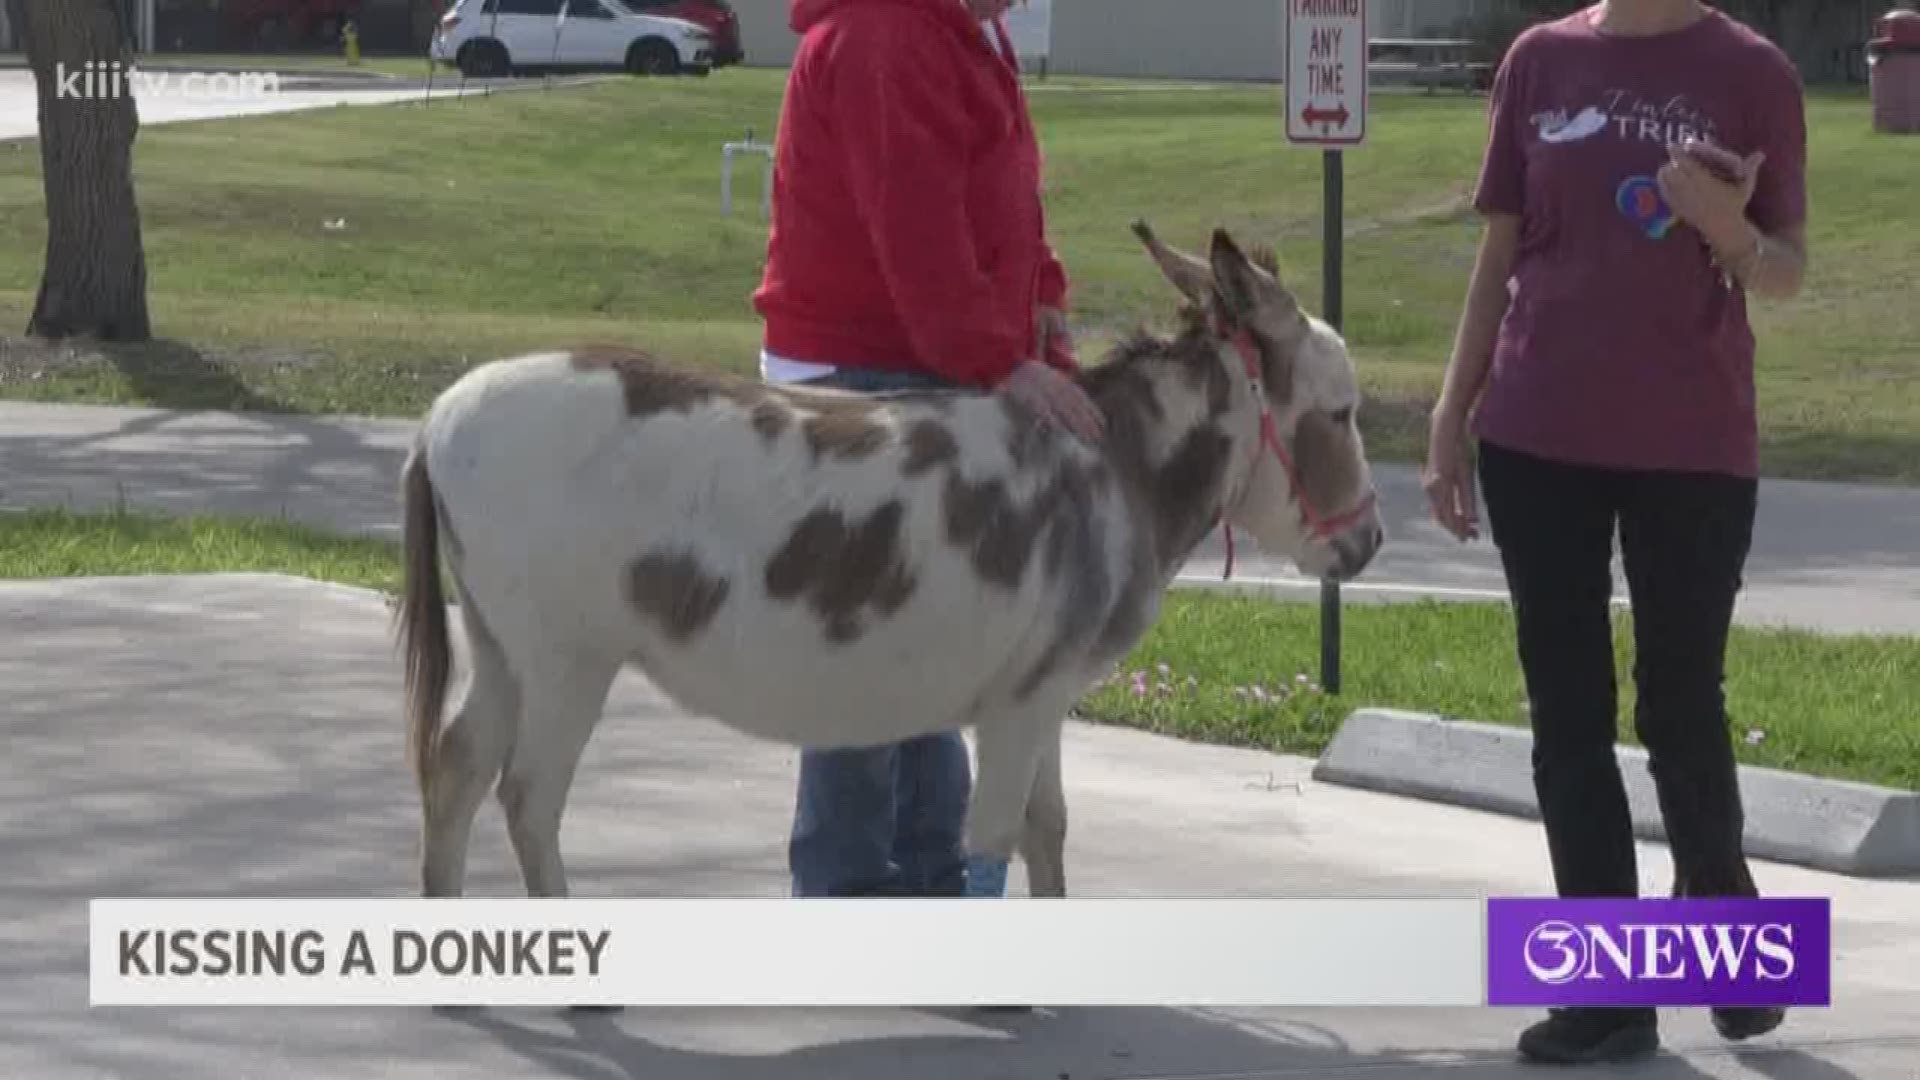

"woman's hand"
[1038,305,1073,362]
[1657,140,1764,246]
[1422,402,1480,542]
[1001,359,1105,444]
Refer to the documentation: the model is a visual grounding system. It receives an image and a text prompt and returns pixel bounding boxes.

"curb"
[0,58,398,80]
[1311,708,1920,879]
[0,58,611,94]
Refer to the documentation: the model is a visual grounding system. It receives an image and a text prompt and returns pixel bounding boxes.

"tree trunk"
[16,0,150,341]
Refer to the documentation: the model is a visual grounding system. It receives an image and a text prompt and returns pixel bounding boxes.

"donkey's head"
[1131,220,1383,581]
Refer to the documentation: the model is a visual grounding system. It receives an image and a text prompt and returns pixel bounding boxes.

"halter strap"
[1216,325,1378,580]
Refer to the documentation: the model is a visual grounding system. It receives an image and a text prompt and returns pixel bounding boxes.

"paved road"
[3,573,1914,1079]
[4,400,1917,635]
[0,67,543,142]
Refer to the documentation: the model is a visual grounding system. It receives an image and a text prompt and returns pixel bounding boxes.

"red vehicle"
[219,0,365,49]
[614,0,742,65]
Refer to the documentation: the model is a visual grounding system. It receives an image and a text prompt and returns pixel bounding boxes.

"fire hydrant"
[1869,6,1920,134]
[343,19,362,66]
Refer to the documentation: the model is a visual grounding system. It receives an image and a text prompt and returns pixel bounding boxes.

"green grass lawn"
[6,507,1914,790]
[0,72,1914,480]
[1081,591,1920,792]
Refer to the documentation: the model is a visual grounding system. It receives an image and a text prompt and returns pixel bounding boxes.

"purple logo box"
[1487,898,1831,1008]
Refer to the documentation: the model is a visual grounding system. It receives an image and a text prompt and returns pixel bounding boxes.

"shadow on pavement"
[441,1002,1759,1080]
[0,387,412,536]
[1731,1047,1868,1080]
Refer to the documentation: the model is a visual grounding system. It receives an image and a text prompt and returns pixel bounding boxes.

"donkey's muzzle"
[1327,514,1385,582]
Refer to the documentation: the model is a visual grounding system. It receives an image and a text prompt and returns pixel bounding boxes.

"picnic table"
[1368,37,1493,93]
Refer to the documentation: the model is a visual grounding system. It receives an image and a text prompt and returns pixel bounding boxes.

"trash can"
[1869,8,1920,134]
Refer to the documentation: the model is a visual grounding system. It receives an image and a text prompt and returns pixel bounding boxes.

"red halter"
[1218,326,1379,580]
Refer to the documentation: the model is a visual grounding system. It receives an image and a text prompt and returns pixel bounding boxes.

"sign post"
[1284,0,1366,694]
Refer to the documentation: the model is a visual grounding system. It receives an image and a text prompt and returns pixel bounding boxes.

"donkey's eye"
[1329,406,1354,425]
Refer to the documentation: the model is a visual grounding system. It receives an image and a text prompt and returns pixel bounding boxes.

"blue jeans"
[777,363,974,898]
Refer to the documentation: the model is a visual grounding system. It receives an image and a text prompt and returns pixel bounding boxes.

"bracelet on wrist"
[1709,228,1766,291]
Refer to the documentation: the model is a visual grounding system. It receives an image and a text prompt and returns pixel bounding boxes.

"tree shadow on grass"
[89,337,298,415]
[0,332,302,415]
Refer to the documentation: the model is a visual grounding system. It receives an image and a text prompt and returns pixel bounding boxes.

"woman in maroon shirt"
[1423,0,1809,1065]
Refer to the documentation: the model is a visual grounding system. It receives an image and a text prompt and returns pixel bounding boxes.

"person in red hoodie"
[754,0,1099,901]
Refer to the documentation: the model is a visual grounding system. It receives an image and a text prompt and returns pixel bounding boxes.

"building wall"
[1051,0,1280,81]
[733,0,801,67]
[1722,0,1885,83]
[733,0,1501,79]
[1052,0,1501,81]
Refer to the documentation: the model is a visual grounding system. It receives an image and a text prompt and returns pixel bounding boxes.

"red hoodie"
[751,0,1074,387]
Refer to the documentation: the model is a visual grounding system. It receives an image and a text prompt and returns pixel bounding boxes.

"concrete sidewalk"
[4,400,1918,635]
[0,68,577,143]
[3,573,1915,1079]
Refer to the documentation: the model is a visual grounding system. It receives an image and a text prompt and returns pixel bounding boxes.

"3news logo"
[1487,898,1831,1008]
[1522,918,1796,985]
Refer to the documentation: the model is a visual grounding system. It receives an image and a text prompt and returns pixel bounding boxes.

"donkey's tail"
[398,440,452,803]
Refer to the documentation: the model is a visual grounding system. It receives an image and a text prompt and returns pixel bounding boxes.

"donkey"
[395,222,1384,904]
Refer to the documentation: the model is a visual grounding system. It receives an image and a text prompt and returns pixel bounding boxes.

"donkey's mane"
[1082,301,1220,405]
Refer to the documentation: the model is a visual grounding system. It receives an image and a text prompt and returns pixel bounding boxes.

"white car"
[432,0,714,79]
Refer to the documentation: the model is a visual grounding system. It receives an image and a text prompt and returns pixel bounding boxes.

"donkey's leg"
[963,711,1060,899]
[1018,734,1068,899]
[421,585,520,899]
[497,650,621,900]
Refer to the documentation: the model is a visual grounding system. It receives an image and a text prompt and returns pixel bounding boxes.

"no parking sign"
[1282,0,1370,690]
[1285,0,1368,147]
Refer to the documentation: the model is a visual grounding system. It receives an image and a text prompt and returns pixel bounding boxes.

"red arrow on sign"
[1302,104,1351,129]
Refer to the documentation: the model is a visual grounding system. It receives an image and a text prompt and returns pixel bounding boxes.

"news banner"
[90,897,1830,1008]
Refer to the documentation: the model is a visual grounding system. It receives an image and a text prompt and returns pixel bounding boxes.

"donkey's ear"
[1132,218,1213,305]
[1209,228,1306,340]
[1207,228,1259,316]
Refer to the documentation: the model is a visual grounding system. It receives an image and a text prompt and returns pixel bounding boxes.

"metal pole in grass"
[423,13,440,107]
[1320,147,1343,695]
[548,0,568,91]
[1283,0,1367,695]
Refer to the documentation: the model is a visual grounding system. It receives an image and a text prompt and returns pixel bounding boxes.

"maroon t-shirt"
[1471,7,1808,478]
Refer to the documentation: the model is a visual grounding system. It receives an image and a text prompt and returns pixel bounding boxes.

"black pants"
[1477,439,1760,900]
